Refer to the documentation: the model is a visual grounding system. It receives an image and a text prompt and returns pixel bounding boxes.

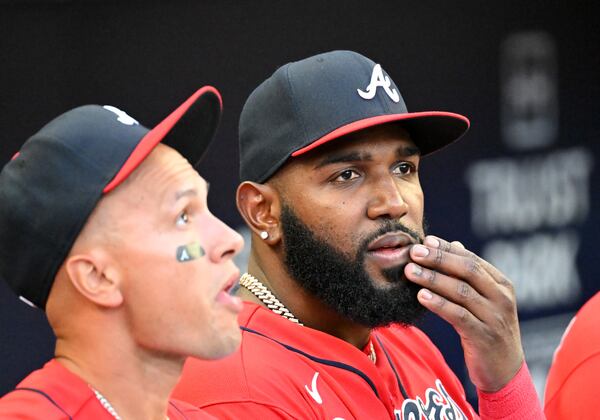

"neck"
[239,252,372,349]
[54,321,182,420]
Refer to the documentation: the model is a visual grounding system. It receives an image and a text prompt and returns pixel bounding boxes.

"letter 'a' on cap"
[0,86,222,309]
[239,50,470,183]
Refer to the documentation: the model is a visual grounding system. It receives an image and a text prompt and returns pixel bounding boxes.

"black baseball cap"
[239,50,470,182]
[0,86,222,309]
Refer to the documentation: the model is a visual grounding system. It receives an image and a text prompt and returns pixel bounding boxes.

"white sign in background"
[465,31,594,401]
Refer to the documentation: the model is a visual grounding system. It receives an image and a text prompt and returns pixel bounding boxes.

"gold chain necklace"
[238,273,376,364]
[239,273,302,325]
[91,387,170,420]
[92,387,122,420]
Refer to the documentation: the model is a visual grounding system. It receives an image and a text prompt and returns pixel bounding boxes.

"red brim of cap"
[291,111,469,157]
[103,86,223,193]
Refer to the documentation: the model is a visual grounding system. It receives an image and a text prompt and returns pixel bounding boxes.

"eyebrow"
[175,188,199,201]
[399,145,421,157]
[314,145,421,169]
[315,152,372,169]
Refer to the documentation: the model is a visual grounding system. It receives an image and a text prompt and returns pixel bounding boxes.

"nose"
[207,215,245,263]
[366,176,409,220]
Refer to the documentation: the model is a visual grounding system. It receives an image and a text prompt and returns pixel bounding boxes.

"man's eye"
[335,169,359,182]
[394,162,414,175]
[176,210,190,226]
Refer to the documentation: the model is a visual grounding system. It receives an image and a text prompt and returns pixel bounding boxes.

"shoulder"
[544,353,600,418]
[0,361,73,419]
[544,293,600,416]
[168,399,220,419]
[545,293,600,393]
[0,387,72,419]
[0,359,111,419]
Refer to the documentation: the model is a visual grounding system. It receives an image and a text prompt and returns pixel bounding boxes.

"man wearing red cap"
[0,88,244,418]
[174,51,544,419]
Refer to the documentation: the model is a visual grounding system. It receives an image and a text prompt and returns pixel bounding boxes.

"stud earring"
[260,231,269,240]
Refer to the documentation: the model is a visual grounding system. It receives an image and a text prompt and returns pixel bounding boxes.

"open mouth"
[216,272,244,313]
[222,274,238,295]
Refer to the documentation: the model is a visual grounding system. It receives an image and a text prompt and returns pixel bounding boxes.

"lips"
[222,273,238,294]
[367,231,416,251]
[366,232,417,271]
[216,272,243,313]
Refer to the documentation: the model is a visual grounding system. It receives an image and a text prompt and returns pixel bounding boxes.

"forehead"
[74,146,206,248]
[279,123,419,172]
[109,146,207,209]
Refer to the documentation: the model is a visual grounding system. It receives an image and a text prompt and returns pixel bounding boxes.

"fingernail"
[420,289,433,300]
[411,263,423,276]
[412,245,429,257]
[424,237,440,248]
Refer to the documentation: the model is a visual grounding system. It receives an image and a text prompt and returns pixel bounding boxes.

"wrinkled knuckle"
[441,240,452,253]
[458,307,470,324]
[434,248,444,266]
[500,275,515,291]
[465,256,481,276]
[499,290,516,312]
[427,269,438,286]
[436,296,447,309]
[457,282,471,300]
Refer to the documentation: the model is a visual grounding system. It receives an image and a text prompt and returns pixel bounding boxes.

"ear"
[236,181,282,244]
[64,250,123,308]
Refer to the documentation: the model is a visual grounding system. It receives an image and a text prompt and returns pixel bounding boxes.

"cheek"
[120,241,214,321]
[402,183,424,217]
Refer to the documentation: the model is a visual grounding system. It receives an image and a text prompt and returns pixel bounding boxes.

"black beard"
[280,204,427,328]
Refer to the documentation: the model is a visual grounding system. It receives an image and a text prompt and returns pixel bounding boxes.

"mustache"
[358,220,424,256]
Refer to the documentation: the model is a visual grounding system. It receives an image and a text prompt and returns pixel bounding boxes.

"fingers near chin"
[451,240,465,250]
[424,235,471,259]
[417,288,479,333]
[417,288,442,311]
[418,288,434,302]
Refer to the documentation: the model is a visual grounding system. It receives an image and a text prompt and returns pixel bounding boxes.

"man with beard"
[174,51,543,419]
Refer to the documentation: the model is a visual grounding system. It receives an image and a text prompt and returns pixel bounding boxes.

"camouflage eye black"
[176,241,205,263]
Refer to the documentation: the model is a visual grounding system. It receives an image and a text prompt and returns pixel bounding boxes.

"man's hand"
[404,235,524,392]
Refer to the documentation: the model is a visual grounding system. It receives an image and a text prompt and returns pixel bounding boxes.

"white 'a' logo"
[357,64,400,103]
[179,248,190,262]
[103,105,140,126]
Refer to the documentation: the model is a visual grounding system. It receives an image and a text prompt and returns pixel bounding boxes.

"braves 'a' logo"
[103,105,139,126]
[357,64,400,103]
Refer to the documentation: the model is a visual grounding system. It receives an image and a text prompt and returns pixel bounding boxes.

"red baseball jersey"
[544,292,600,419]
[174,302,478,419]
[0,359,214,419]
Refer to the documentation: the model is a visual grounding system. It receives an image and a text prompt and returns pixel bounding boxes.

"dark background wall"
[1,0,598,405]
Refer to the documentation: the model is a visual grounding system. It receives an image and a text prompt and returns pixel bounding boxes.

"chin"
[369,267,409,289]
[199,328,242,360]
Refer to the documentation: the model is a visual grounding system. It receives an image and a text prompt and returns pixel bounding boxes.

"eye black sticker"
[176,242,205,262]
